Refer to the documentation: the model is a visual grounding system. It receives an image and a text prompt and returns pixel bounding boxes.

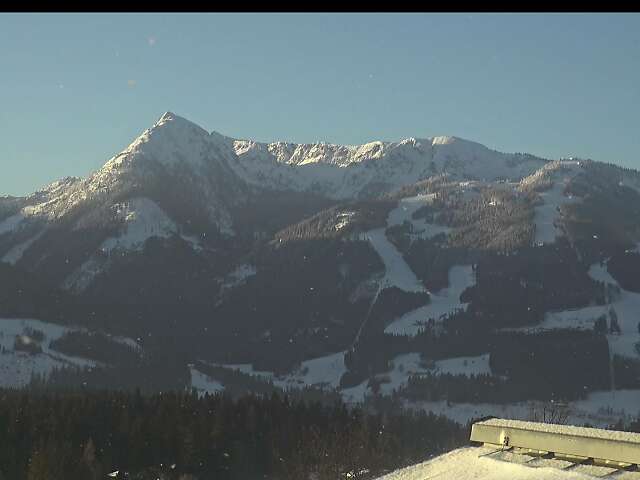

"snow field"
[0,317,141,388]
[384,265,475,336]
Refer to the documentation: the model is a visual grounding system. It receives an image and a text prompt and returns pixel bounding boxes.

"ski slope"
[384,265,475,336]
[364,229,426,293]
[532,165,581,245]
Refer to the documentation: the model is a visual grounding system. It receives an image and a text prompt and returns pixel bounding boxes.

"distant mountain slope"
[1,112,640,415]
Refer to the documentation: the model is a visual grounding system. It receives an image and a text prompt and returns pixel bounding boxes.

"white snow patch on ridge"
[62,197,205,291]
[116,111,214,168]
[101,198,179,251]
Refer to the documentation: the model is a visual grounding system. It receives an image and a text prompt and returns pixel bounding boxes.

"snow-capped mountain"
[0,112,550,288]
[231,132,547,198]
[2,111,640,422]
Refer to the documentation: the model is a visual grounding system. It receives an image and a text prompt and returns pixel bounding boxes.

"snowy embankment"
[376,446,635,480]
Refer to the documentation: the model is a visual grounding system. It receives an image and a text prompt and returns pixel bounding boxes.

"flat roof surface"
[477,419,640,444]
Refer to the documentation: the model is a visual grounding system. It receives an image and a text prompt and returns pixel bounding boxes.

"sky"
[1,13,639,196]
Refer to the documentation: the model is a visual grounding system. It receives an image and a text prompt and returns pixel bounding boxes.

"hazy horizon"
[2,12,639,196]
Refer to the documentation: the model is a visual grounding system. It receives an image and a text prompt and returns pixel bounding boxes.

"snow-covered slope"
[377,446,640,480]
[384,265,475,336]
[520,160,583,246]
[231,135,548,199]
[0,112,549,290]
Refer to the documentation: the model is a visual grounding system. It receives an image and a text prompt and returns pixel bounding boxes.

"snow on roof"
[376,446,634,480]
[478,418,640,444]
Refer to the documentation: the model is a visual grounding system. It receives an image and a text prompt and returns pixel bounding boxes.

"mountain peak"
[151,111,209,136]
[158,111,177,122]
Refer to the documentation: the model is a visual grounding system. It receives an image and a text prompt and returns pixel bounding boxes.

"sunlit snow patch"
[384,266,475,336]
[101,198,181,252]
[365,229,426,293]
[387,194,451,240]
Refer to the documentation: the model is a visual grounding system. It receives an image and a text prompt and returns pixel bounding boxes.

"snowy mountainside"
[2,112,640,425]
[231,135,548,198]
[0,112,550,293]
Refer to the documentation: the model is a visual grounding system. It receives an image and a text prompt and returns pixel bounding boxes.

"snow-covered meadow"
[0,318,96,388]
[0,317,140,388]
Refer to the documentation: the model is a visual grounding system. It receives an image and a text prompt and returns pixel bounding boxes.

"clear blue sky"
[1,13,639,196]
